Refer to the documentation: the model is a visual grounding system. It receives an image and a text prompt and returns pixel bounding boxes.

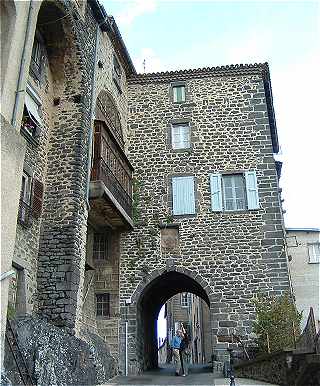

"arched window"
[95,91,123,147]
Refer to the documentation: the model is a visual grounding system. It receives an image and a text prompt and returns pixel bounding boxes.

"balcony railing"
[91,121,133,219]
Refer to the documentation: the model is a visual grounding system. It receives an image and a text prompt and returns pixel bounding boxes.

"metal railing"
[91,156,132,218]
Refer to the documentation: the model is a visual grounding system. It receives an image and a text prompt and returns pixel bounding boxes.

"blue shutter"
[210,174,222,211]
[245,171,259,209]
[172,176,195,215]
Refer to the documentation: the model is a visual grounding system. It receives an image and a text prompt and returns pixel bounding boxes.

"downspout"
[11,0,34,128]
[86,5,108,206]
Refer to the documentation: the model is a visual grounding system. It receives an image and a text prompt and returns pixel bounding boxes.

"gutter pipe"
[11,0,34,128]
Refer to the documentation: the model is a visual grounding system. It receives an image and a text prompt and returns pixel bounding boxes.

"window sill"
[172,213,197,219]
[171,148,192,153]
[212,209,260,214]
[20,127,40,146]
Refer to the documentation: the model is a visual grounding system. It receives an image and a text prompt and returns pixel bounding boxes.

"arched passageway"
[135,270,211,371]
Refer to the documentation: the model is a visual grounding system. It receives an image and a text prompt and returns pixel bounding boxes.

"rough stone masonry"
[118,64,291,374]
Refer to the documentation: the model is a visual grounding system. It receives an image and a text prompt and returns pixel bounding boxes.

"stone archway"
[122,267,214,375]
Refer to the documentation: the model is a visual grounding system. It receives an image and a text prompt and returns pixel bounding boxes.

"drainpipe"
[11,0,34,128]
[125,320,128,376]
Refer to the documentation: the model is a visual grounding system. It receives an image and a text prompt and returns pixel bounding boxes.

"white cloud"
[272,52,320,227]
[224,29,273,64]
[133,47,165,73]
[115,0,157,28]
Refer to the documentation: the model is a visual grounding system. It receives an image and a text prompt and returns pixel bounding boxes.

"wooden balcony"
[89,120,133,229]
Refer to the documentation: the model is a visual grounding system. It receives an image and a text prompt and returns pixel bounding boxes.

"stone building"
[1,0,135,383]
[1,0,291,382]
[166,293,211,364]
[287,228,320,327]
[119,64,291,374]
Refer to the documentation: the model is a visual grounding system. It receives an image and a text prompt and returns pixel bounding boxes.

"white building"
[287,228,320,328]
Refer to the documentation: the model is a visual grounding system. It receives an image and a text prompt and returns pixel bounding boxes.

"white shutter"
[245,171,259,210]
[210,174,222,211]
[172,176,195,215]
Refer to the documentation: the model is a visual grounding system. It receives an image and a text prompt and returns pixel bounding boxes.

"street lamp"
[227,347,236,386]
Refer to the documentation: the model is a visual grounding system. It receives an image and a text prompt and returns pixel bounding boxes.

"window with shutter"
[172,176,196,215]
[210,171,259,212]
[171,123,190,149]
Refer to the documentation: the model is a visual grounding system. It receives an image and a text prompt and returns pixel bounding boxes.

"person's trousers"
[172,349,181,374]
[180,351,189,375]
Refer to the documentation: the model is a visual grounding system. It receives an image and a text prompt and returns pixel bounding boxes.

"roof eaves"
[88,0,136,76]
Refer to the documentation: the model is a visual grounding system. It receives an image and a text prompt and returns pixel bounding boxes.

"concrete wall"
[0,0,35,367]
[287,229,320,327]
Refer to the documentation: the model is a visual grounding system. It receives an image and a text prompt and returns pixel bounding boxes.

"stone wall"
[3,316,116,386]
[118,64,291,373]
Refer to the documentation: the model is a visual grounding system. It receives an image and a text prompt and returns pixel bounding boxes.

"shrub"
[252,293,303,353]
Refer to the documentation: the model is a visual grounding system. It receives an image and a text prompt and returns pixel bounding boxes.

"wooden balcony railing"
[91,120,133,219]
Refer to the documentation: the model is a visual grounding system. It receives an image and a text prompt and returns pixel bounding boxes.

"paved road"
[105,364,279,386]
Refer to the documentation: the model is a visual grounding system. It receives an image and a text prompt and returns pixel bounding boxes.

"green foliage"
[252,293,302,353]
[132,178,142,224]
[7,303,16,320]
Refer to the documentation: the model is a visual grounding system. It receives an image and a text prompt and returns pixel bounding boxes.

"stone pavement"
[105,364,279,386]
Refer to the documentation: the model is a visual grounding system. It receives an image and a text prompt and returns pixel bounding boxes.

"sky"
[100,0,320,340]
[100,0,320,229]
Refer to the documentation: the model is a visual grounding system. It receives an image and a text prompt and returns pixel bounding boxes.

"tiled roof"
[128,62,270,84]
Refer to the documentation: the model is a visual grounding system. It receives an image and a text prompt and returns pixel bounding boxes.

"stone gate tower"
[119,64,291,374]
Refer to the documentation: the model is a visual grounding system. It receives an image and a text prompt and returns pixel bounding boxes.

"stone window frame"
[209,169,259,214]
[180,292,190,308]
[95,292,111,319]
[167,172,199,218]
[166,118,195,153]
[169,81,188,104]
[92,232,110,263]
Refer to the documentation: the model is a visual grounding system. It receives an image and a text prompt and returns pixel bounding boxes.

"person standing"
[179,324,190,377]
[171,329,182,376]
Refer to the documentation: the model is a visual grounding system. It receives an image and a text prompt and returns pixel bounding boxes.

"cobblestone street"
[105,365,279,386]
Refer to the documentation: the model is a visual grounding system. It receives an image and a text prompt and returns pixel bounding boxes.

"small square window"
[96,293,110,317]
[172,85,186,103]
[180,293,190,307]
[171,123,190,149]
[93,233,109,260]
[308,244,320,264]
